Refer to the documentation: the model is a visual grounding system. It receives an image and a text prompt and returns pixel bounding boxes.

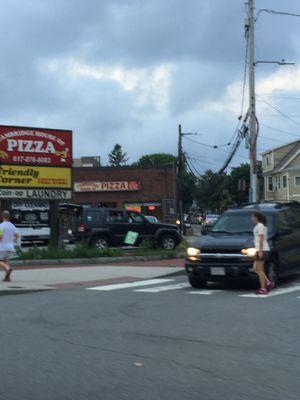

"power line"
[184,136,232,151]
[185,156,201,177]
[258,135,286,144]
[260,123,300,138]
[187,155,223,167]
[260,99,300,128]
[229,39,249,145]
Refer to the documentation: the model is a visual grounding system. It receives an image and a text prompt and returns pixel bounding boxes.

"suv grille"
[201,249,241,254]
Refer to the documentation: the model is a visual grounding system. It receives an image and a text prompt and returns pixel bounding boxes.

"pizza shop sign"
[0,125,72,167]
[74,181,141,192]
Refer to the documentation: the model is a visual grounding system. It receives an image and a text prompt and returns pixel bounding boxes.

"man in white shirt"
[0,210,20,282]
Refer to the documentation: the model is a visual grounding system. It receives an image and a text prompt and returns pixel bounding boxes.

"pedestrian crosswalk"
[86,278,300,299]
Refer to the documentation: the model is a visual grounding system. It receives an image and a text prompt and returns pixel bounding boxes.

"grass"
[16,244,122,260]
[15,239,183,260]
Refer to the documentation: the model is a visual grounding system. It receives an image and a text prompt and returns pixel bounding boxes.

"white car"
[203,214,219,227]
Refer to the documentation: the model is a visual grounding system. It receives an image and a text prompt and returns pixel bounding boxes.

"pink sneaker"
[255,288,268,295]
[266,281,275,292]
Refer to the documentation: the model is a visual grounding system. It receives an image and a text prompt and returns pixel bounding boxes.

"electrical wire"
[187,156,223,167]
[185,157,201,177]
[260,123,300,138]
[261,99,300,128]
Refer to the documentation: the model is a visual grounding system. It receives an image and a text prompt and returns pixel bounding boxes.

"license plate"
[210,267,225,276]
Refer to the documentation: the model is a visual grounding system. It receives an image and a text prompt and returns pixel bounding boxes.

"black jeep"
[71,207,181,250]
[185,202,300,288]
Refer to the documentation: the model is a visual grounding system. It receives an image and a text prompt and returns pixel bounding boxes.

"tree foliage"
[108,144,129,166]
[194,170,231,212]
[194,163,262,211]
[135,153,177,167]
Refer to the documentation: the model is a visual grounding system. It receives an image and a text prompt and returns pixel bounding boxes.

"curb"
[0,289,50,296]
[11,254,184,267]
[157,269,186,278]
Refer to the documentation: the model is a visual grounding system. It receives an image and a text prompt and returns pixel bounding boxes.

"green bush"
[17,244,122,260]
[139,239,155,250]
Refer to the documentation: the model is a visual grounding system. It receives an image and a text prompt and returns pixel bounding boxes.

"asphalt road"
[1,274,299,400]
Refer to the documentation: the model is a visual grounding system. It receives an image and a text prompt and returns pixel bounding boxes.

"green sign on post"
[124,231,139,245]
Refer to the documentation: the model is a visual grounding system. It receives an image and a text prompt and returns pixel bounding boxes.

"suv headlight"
[241,247,257,257]
[187,247,201,257]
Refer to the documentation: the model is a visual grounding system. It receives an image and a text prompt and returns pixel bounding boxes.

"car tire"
[91,235,110,249]
[188,275,207,288]
[159,234,177,250]
[267,259,279,285]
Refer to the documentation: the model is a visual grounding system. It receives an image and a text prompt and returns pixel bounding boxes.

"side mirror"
[279,227,293,236]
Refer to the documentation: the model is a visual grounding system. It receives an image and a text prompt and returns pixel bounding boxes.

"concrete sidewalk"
[0,258,184,294]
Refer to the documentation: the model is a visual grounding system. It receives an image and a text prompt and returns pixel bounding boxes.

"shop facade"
[72,165,177,223]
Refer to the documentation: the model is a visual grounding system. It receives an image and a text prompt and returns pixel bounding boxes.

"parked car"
[11,203,50,244]
[193,213,204,224]
[203,213,219,227]
[72,207,181,250]
[185,202,300,288]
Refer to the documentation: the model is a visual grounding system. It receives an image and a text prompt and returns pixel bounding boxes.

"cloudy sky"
[1,0,300,171]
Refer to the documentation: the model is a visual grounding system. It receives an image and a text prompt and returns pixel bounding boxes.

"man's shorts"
[254,251,270,261]
[0,251,15,261]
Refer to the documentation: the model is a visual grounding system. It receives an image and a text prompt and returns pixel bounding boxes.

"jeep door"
[105,210,130,245]
[126,211,151,243]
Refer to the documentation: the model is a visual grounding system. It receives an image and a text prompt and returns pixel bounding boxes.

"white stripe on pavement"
[87,279,173,291]
[239,285,300,298]
[134,282,190,293]
[189,290,223,295]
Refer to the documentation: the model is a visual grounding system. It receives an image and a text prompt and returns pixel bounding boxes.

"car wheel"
[188,275,207,288]
[159,234,176,250]
[91,235,110,249]
[267,259,279,284]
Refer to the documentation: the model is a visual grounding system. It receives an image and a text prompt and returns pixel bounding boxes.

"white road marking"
[134,282,190,293]
[239,285,300,298]
[189,290,223,295]
[87,279,173,291]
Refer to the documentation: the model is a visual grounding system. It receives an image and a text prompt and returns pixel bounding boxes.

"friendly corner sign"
[0,165,71,188]
[0,125,73,200]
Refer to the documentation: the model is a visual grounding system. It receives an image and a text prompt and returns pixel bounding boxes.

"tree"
[108,144,129,166]
[134,153,177,167]
[194,170,231,212]
[134,152,196,211]
[227,163,250,205]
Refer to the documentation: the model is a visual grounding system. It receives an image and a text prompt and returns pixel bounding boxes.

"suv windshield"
[211,212,274,234]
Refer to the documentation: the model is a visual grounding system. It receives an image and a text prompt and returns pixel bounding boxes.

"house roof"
[261,139,300,156]
[264,140,300,175]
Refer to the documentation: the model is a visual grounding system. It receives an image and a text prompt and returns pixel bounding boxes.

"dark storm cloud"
[0,0,300,167]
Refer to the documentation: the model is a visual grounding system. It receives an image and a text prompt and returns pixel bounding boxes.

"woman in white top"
[252,211,274,295]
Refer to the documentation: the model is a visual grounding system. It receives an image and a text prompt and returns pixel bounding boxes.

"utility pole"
[177,124,184,235]
[247,0,258,202]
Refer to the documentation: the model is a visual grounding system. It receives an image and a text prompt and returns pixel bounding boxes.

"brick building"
[72,165,177,223]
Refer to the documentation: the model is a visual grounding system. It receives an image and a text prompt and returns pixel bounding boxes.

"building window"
[295,176,300,186]
[282,175,287,189]
[267,176,273,191]
[266,156,269,166]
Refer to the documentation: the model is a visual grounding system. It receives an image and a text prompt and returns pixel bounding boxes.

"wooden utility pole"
[177,124,184,235]
[247,0,258,202]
